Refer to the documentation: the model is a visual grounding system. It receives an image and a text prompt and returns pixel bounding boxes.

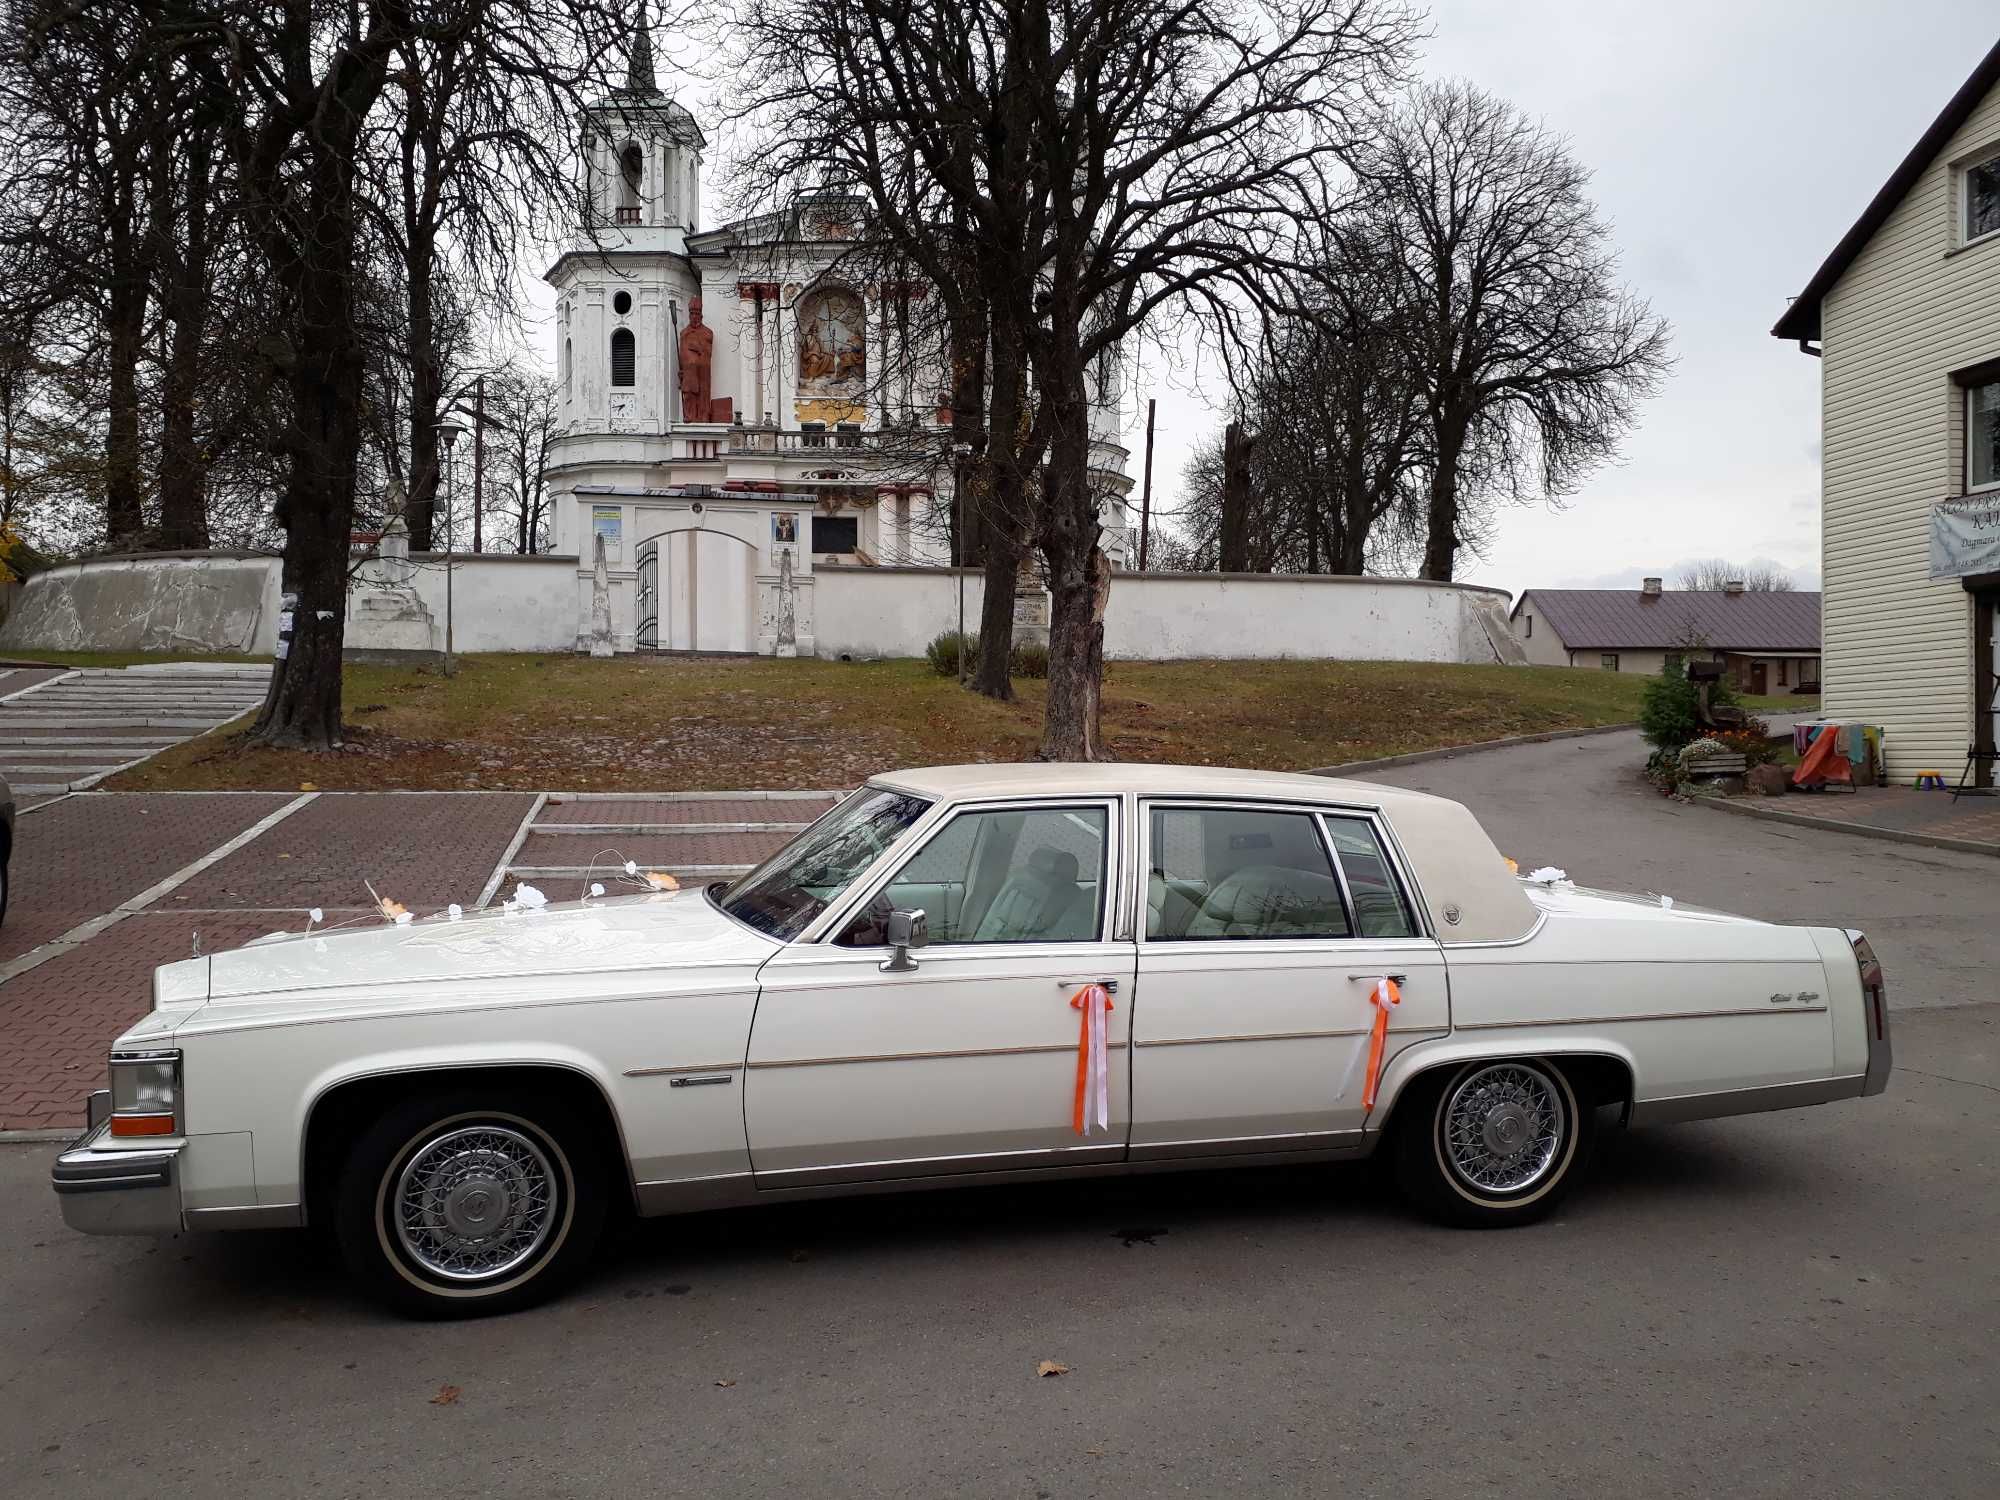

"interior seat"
[1147,871,1203,939]
[974,847,1090,942]
[1184,863,1348,940]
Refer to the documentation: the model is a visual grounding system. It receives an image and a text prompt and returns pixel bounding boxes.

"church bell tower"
[550,3,706,442]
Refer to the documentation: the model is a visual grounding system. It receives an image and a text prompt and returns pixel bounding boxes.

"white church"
[543,23,1136,656]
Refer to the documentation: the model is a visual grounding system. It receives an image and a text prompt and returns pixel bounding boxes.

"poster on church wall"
[592,505,624,563]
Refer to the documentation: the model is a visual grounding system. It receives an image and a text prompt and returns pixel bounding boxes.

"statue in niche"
[678,296,714,422]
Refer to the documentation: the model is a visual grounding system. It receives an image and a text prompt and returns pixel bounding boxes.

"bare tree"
[1362,81,1672,581]
[731,0,1415,755]
[1676,559,1796,592]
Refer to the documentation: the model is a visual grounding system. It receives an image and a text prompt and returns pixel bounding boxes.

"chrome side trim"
[1128,1128,1364,1161]
[752,1143,1124,1189]
[749,1041,1127,1069]
[1630,1075,1865,1126]
[1456,1005,1828,1030]
[1438,911,1550,949]
[182,1204,305,1230]
[1137,1028,1372,1047]
[623,1061,741,1078]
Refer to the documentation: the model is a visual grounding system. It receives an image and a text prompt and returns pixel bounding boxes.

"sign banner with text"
[1930,494,2000,579]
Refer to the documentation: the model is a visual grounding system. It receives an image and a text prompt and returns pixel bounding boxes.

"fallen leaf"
[299,782,318,792]
[714,1379,736,1388]
[429,1385,461,1406]
[644,870,680,891]
[1036,1360,1069,1378]
[378,896,408,922]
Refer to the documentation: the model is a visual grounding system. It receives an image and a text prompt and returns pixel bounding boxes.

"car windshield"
[716,787,932,941]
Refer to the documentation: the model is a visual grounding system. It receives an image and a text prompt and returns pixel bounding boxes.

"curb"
[0,1128,77,1143]
[1686,792,2000,861]
[1308,721,1639,778]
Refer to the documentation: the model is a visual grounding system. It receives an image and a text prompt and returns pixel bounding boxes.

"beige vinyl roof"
[871,763,1538,944]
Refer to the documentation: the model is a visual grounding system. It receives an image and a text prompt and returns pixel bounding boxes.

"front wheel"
[334,1089,607,1317]
[1391,1059,1592,1227]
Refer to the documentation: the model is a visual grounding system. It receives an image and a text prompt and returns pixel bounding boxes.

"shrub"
[926,629,977,678]
[1638,659,1738,753]
[1008,640,1050,679]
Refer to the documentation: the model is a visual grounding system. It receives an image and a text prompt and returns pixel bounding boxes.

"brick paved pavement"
[0,788,804,1133]
[1716,784,2000,854]
[0,794,292,963]
[168,792,536,913]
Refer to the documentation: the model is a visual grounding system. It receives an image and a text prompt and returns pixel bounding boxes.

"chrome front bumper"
[50,1091,185,1235]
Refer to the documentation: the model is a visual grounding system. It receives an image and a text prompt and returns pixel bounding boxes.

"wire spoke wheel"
[391,1125,558,1282]
[1440,1063,1565,1196]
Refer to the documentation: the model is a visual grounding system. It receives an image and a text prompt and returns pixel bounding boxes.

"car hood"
[199,888,777,1004]
[1521,879,1763,926]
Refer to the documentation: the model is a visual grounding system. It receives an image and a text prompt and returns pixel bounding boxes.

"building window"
[610,327,635,387]
[1970,377,2000,492]
[613,290,632,316]
[1600,653,1619,671]
[617,142,644,224]
[1966,149,2000,244]
[813,514,859,554]
[1777,658,1788,686]
[562,338,571,396]
[1523,614,1533,638]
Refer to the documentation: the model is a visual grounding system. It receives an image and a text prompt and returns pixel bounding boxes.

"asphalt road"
[3,731,1996,1498]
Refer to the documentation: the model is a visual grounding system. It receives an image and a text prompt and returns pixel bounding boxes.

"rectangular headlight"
[108,1050,180,1138]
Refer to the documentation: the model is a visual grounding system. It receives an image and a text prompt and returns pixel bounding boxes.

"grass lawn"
[87,652,1818,793]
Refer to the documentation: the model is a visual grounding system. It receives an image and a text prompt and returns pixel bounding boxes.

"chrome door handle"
[1056,978,1119,993]
[1347,973,1408,984]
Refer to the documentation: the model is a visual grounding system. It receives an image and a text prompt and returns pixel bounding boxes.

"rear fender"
[1368,1033,1639,1136]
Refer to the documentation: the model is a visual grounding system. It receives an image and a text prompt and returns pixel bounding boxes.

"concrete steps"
[0,663,270,791]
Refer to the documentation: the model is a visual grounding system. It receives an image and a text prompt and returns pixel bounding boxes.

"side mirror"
[880,908,929,973]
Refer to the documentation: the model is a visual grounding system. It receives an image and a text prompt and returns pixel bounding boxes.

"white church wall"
[813,565,988,660]
[400,554,578,653]
[811,566,1516,664]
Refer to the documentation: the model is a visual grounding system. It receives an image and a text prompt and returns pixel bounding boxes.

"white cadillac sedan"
[52,764,1890,1316]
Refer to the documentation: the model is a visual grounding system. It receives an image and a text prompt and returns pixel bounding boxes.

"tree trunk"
[250,156,364,748]
[946,294,987,569]
[403,230,441,549]
[1036,362,1108,762]
[1420,417,1466,581]
[1217,421,1254,573]
[156,132,213,549]
[104,227,146,546]
[968,320,1029,700]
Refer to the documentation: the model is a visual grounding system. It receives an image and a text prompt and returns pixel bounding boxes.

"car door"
[744,797,1135,1188]
[1129,800,1448,1159]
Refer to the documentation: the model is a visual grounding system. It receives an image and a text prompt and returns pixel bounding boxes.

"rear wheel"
[333,1089,607,1318]
[1392,1059,1592,1227]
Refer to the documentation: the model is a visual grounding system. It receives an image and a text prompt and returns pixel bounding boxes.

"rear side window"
[1321,816,1420,938]
[1147,806,1350,941]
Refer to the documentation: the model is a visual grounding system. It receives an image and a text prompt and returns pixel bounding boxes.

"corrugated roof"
[1772,36,2000,344]
[1513,589,1821,652]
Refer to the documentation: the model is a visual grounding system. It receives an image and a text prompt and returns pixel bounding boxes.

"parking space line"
[0,792,319,992]
[476,792,548,909]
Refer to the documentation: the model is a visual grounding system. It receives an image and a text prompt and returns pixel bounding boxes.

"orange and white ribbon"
[1361,976,1401,1114]
[1069,983,1115,1136]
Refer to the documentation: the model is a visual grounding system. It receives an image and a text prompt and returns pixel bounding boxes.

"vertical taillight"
[1850,933,1886,1040]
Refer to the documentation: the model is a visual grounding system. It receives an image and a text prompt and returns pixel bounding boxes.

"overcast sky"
[1134,0,1998,597]
[566,2,1997,596]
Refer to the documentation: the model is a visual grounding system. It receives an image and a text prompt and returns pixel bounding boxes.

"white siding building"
[1775,38,2000,785]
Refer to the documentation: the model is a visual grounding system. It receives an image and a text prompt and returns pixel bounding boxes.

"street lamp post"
[435,421,466,677]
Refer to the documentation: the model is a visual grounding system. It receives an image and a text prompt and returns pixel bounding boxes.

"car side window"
[836,805,1108,946]
[1321,816,1420,939]
[1148,807,1351,941]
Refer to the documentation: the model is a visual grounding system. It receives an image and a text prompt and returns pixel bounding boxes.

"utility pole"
[1137,397,1156,571]
[471,375,486,553]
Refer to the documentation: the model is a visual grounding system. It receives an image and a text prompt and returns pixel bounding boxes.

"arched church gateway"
[541,11,1135,656]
